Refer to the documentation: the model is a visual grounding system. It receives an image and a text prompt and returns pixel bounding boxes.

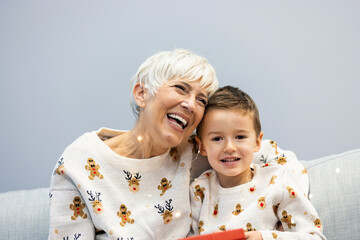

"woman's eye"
[174,85,186,92]
[198,98,207,106]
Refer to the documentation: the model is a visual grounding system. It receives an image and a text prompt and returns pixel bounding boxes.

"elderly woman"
[48,49,219,239]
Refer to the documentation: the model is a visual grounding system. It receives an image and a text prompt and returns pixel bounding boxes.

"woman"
[48,49,219,240]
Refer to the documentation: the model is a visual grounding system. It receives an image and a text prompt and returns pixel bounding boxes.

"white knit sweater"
[190,140,326,240]
[49,128,193,240]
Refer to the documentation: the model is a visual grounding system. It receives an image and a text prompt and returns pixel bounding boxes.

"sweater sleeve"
[253,139,309,196]
[260,171,326,240]
[48,154,95,239]
[189,181,202,236]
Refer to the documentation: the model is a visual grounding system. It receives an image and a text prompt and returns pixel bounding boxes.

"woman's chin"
[163,133,185,147]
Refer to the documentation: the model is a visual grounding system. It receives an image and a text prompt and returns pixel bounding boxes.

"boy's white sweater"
[190,140,326,240]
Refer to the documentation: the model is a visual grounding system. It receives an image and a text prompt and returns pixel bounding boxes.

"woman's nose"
[180,95,196,113]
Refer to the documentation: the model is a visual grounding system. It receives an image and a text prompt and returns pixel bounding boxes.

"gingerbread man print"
[117,204,135,226]
[69,196,88,220]
[281,210,296,229]
[198,220,205,233]
[232,203,243,216]
[194,184,205,202]
[158,177,172,196]
[85,158,104,180]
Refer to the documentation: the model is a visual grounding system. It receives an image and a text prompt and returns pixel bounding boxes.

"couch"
[1,148,359,240]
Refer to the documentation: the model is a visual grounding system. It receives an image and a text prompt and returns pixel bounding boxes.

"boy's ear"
[195,136,207,156]
[254,131,264,153]
[133,82,146,108]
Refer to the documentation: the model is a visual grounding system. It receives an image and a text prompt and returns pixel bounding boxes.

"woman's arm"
[49,156,95,240]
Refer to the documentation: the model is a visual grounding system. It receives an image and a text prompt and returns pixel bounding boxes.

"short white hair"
[130,49,219,118]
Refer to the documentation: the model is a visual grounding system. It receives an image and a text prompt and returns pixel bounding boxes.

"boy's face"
[197,109,263,187]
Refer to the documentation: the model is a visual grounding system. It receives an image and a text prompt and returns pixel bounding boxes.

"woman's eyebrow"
[180,81,208,98]
[180,81,192,89]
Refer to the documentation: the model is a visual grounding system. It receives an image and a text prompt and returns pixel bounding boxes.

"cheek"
[206,145,222,158]
[244,146,255,156]
[241,142,256,151]
[194,107,205,124]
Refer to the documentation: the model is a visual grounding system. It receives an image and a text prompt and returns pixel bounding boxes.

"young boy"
[190,86,326,239]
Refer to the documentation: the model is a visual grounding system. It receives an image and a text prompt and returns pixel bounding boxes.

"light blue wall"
[1,0,359,192]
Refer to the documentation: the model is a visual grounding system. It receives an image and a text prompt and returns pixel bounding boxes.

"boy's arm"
[253,139,309,195]
[49,155,95,240]
[259,171,326,240]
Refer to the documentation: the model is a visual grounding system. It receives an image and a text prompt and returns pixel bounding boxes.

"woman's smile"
[167,113,189,131]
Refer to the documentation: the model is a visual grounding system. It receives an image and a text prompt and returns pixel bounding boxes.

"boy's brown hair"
[196,85,261,138]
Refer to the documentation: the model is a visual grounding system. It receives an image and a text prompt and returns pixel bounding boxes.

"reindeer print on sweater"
[154,199,174,224]
[123,170,141,193]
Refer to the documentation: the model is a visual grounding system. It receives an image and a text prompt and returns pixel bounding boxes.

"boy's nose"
[224,140,236,153]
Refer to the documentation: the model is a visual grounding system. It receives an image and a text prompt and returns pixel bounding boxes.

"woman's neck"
[104,126,169,159]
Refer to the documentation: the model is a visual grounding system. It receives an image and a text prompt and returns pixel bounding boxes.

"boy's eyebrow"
[180,81,208,98]
[206,129,250,135]
[206,131,223,135]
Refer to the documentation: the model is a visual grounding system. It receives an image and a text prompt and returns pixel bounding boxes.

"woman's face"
[139,78,209,153]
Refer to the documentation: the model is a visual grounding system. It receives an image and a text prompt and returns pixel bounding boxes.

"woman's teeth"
[168,114,188,129]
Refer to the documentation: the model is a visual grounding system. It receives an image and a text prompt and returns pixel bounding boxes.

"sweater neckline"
[88,128,171,170]
[214,164,260,194]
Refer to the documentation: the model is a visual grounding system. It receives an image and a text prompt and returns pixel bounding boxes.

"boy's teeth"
[221,158,240,162]
[168,114,188,127]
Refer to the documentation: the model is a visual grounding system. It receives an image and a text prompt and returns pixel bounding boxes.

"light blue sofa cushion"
[0,187,49,239]
[301,149,360,240]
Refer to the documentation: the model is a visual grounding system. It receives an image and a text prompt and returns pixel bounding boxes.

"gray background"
[1,0,359,193]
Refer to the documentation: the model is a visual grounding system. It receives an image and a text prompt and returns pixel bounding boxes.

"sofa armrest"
[301,149,360,240]
[0,187,49,239]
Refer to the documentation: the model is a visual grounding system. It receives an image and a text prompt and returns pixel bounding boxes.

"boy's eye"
[236,135,246,140]
[211,137,222,142]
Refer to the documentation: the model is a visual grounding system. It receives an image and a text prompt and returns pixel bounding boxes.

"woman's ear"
[195,136,207,156]
[133,82,146,108]
[254,131,264,153]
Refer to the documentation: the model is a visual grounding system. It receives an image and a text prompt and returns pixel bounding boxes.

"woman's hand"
[244,231,263,240]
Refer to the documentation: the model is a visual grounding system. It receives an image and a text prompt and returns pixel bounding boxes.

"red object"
[180,228,245,240]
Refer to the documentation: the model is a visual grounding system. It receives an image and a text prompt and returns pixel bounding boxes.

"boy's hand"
[244,231,263,240]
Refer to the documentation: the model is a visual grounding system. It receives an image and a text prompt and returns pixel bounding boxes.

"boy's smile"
[220,157,241,166]
[197,109,262,188]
